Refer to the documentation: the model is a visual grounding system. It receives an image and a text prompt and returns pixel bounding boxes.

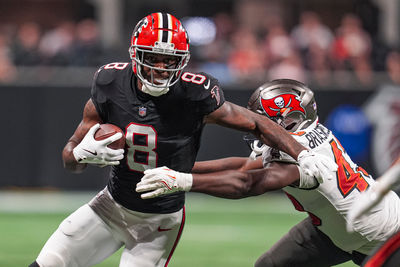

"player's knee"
[36,252,67,267]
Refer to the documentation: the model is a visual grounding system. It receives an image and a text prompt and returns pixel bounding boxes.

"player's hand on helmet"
[297,149,338,184]
[136,166,193,199]
[73,123,124,166]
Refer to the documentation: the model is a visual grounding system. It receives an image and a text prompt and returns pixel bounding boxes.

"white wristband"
[180,173,193,191]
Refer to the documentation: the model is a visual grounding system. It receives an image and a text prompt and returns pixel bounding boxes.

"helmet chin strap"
[138,67,171,96]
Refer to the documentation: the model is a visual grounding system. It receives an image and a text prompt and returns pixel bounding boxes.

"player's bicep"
[193,157,262,173]
[204,102,256,131]
[69,99,103,144]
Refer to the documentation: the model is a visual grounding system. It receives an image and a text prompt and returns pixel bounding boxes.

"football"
[94,124,126,150]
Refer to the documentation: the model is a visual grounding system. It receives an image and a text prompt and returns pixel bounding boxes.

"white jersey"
[262,121,400,254]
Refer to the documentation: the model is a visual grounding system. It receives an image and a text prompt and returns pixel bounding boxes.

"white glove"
[296,165,319,189]
[297,150,338,184]
[73,123,124,166]
[346,164,400,232]
[136,166,193,199]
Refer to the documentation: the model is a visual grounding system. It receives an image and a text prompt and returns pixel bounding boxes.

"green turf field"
[0,191,357,267]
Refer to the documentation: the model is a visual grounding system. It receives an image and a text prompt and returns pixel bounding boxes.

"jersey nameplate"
[305,124,331,149]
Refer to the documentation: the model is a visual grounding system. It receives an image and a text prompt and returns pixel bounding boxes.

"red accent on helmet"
[129,13,190,89]
[260,93,306,118]
[130,13,189,52]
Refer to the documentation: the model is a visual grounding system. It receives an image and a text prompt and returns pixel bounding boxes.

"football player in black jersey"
[29,13,337,267]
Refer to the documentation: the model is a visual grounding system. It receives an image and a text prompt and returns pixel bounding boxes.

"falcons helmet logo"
[260,93,306,118]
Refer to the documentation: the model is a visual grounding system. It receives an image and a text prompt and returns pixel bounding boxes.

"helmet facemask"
[129,13,191,97]
[129,44,190,96]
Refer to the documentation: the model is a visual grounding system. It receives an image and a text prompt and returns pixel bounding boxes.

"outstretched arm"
[192,157,263,173]
[204,101,337,181]
[204,102,304,159]
[136,161,300,199]
[191,162,299,199]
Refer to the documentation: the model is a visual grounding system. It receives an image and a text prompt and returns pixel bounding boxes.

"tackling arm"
[204,102,337,182]
[204,102,305,159]
[191,162,299,199]
[192,157,262,173]
[136,161,300,199]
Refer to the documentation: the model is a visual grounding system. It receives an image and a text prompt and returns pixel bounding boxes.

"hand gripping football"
[94,124,126,150]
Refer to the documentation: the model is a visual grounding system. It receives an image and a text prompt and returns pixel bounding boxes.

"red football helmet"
[129,13,190,94]
[247,79,317,132]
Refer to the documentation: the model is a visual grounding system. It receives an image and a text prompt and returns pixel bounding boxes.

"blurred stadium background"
[0,0,399,266]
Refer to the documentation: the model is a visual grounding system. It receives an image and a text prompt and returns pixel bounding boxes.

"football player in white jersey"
[136,79,400,266]
[347,156,400,267]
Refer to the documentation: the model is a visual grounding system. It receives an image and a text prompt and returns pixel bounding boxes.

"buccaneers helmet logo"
[260,93,306,118]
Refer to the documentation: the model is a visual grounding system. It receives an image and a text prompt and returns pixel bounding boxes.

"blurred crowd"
[0,8,398,178]
[0,11,398,87]
[0,18,102,82]
[193,11,397,87]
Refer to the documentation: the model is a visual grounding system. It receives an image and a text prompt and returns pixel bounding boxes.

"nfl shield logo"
[139,106,147,117]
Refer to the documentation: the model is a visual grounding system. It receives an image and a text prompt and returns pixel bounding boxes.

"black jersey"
[91,62,225,213]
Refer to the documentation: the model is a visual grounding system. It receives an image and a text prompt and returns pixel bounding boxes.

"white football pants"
[35,188,185,267]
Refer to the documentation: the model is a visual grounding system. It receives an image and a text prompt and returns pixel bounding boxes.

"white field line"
[0,191,95,213]
[0,190,295,214]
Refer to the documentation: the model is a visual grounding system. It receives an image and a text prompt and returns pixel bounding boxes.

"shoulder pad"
[95,62,130,86]
[180,71,220,99]
[180,72,218,88]
[290,122,332,150]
